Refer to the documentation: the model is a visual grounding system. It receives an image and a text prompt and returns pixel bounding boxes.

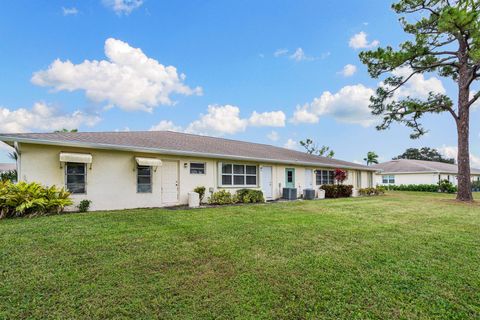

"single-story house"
[0,131,376,211]
[0,163,16,173]
[373,159,480,186]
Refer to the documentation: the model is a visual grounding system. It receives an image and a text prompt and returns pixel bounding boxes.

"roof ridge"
[4,130,339,163]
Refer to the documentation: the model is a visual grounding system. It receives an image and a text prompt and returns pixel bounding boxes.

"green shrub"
[385,183,458,193]
[321,185,353,198]
[385,184,439,192]
[438,179,457,193]
[0,170,17,182]
[472,180,480,191]
[236,189,265,203]
[0,181,73,219]
[208,190,237,205]
[193,186,206,203]
[78,199,92,212]
[359,186,385,196]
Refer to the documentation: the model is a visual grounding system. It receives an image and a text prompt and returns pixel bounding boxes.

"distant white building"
[373,159,480,186]
[0,163,16,173]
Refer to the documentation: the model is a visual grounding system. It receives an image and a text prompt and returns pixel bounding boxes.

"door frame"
[161,160,180,205]
[304,168,313,189]
[261,166,273,200]
[285,168,295,188]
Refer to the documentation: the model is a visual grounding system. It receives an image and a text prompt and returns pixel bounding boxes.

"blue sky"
[0,0,478,165]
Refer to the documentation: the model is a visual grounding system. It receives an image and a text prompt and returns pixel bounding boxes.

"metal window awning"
[59,152,92,164]
[135,157,162,167]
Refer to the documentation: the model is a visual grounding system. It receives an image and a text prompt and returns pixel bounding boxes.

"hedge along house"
[372,159,480,187]
[0,131,376,211]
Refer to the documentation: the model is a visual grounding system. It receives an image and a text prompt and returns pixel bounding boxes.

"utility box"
[188,192,200,208]
[282,188,297,200]
[303,189,316,200]
[318,189,326,199]
[352,189,359,197]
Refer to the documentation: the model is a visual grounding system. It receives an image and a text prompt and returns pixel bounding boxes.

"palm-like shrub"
[0,181,73,219]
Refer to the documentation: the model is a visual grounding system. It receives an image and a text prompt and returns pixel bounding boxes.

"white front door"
[161,161,179,205]
[305,169,313,189]
[261,166,273,199]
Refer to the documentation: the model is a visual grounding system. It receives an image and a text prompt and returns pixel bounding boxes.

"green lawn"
[1,192,479,319]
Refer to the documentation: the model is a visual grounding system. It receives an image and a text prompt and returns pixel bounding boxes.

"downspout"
[14,141,21,182]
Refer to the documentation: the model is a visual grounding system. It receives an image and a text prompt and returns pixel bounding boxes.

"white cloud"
[292,84,376,126]
[103,0,143,15]
[291,106,319,124]
[0,142,13,152]
[289,48,313,62]
[31,38,202,112]
[0,102,100,133]
[160,105,287,136]
[339,64,357,77]
[150,120,183,132]
[186,105,248,136]
[470,90,480,110]
[249,111,286,127]
[291,67,446,127]
[62,7,78,16]
[274,49,289,57]
[284,139,298,150]
[390,67,446,99]
[349,31,379,49]
[267,131,279,142]
[438,145,480,168]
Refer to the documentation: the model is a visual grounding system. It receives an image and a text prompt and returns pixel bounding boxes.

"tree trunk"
[456,80,473,201]
[456,114,472,201]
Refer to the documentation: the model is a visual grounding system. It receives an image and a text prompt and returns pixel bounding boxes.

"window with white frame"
[382,175,395,184]
[190,162,206,174]
[137,165,152,193]
[65,162,86,194]
[220,163,257,186]
[315,170,334,185]
[356,171,362,188]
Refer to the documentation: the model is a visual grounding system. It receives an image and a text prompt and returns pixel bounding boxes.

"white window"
[382,175,395,184]
[356,171,362,188]
[190,162,206,174]
[137,165,152,193]
[315,170,334,185]
[65,162,86,194]
[220,163,257,187]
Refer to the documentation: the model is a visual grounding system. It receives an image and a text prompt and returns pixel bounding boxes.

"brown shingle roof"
[0,131,375,171]
[372,159,480,174]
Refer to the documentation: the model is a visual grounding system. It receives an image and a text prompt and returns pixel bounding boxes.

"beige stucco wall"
[18,143,373,211]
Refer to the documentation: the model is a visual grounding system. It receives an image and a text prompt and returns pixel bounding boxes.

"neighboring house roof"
[0,163,16,172]
[0,131,376,171]
[372,159,480,175]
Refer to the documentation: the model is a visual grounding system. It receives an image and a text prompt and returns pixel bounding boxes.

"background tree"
[364,151,379,166]
[299,139,335,158]
[54,129,78,133]
[359,0,480,201]
[393,147,455,164]
[8,152,18,161]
